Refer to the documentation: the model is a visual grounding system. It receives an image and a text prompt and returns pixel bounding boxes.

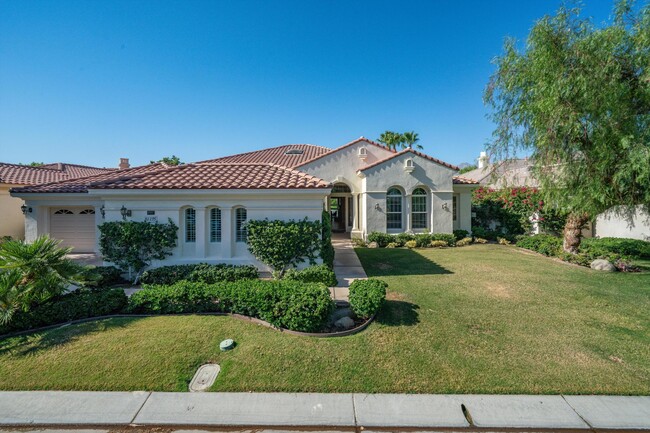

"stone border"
[0,311,376,340]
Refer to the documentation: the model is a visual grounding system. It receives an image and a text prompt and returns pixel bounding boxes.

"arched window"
[185,207,196,243]
[79,209,95,215]
[210,208,221,243]
[54,209,74,215]
[412,188,428,230]
[386,188,402,230]
[235,207,247,242]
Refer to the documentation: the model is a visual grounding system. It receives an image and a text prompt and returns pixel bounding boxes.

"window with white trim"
[235,207,247,242]
[411,188,427,229]
[185,208,196,243]
[386,188,402,230]
[210,208,221,243]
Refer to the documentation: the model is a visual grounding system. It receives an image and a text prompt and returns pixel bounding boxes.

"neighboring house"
[10,137,478,269]
[463,152,650,240]
[0,162,115,240]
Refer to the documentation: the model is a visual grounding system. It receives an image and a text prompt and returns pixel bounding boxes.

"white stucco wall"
[362,152,459,234]
[0,185,27,239]
[17,189,329,271]
[593,205,650,241]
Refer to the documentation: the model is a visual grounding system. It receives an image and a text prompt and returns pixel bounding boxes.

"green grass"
[0,244,649,394]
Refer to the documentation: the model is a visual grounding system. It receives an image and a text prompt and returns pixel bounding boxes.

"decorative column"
[221,206,233,258]
[195,206,207,258]
[352,193,359,231]
[405,194,412,232]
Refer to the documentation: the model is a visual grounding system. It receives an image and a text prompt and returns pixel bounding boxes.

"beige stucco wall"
[594,205,650,241]
[0,184,26,239]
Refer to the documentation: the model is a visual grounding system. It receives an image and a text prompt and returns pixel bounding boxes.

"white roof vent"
[285,149,304,155]
[358,146,368,160]
[404,158,415,173]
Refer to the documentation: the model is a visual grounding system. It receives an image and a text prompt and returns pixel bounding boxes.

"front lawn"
[0,244,648,394]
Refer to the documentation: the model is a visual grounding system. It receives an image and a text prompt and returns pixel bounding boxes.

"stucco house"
[10,137,478,268]
[0,162,115,240]
[463,152,650,240]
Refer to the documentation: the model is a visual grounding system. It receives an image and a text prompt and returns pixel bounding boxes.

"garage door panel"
[50,208,96,253]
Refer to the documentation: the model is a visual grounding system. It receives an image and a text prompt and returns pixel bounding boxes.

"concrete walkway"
[330,235,367,303]
[0,392,648,430]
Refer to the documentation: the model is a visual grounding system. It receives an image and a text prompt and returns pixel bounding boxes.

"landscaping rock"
[367,241,379,248]
[330,307,353,323]
[334,316,355,330]
[591,259,616,272]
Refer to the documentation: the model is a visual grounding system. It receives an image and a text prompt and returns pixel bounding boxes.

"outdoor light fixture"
[374,203,381,211]
[100,205,105,219]
[120,205,131,220]
[442,203,449,210]
[20,204,31,214]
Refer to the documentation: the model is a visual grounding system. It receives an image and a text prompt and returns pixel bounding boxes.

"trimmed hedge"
[516,234,562,256]
[366,232,457,248]
[82,266,126,288]
[453,229,470,241]
[140,263,258,285]
[348,279,387,319]
[127,280,334,332]
[284,264,337,287]
[580,237,650,259]
[0,288,128,335]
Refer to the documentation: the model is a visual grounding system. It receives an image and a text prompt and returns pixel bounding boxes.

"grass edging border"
[0,311,376,340]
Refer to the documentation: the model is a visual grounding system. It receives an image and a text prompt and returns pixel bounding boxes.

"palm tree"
[402,131,423,150]
[0,236,86,324]
[377,131,402,150]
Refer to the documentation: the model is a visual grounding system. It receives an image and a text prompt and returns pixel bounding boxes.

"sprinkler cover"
[220,339,235,351]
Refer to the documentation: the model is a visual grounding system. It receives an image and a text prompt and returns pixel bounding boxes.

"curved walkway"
[330,234,367,303]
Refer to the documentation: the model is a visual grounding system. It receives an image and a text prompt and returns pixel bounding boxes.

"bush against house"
[128,279,334,332]
[472,187,566,238]
[246,218,323,277]
[98,219,178,282]
[140,263,258,285]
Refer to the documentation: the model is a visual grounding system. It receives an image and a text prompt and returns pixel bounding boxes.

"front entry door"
[330,197,346,232]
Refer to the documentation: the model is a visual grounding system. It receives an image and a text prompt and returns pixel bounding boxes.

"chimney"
[56,163,64,171]
[478,151,489,169]
[119,158,130,170]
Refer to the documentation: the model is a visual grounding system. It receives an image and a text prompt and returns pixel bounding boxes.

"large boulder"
[591,259,616,272]
[330,307,353,323]
[334,316,355,330]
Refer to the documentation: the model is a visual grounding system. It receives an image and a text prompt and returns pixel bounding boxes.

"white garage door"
[50,208,96,252]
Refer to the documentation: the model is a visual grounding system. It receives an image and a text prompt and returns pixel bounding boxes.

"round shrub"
[386,242,398,248]
[515,234,562,256]
[348,279,388,319]
[474,237,488,244]
[367,232,394,248]
[404,240,417,249]
[456,237,473,247]
[283,264,337,287]
[453,229,469,241]
[430,240,448,248]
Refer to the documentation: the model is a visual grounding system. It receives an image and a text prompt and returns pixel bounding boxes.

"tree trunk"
[563,212,589,254]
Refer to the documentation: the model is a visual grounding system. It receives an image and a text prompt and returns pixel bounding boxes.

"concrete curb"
[1,392,649,429]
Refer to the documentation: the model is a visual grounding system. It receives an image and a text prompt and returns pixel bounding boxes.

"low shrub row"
[0,288,128,335]
[128,280,334,332]
[82,266,126,288]
[367,232,457,248]
[140,263,258,285]
[515,234,648,271]
[283,264,337,287]
[348,279,387,319]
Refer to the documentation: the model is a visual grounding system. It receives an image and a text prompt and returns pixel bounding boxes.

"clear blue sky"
[0,0,618,168]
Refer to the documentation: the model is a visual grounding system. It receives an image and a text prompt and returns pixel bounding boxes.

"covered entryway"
[329,183,353,233]
[49,207,96,252]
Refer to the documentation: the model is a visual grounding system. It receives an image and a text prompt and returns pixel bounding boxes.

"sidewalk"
[330,235,367,303]
[1,391,649,430]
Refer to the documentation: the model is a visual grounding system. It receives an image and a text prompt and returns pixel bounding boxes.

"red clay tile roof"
[295,137,396,168]
[11,163,167,193]
[199,144,331,168]
[88,163,331,190]
[12,163,330,193]
[0,162,114,185]
[358,148,460,172]
[452,175,480,185]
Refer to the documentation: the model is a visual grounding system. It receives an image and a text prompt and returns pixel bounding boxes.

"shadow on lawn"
[356,248,453,277]
[0,317,141,357]
[376,300,420,326]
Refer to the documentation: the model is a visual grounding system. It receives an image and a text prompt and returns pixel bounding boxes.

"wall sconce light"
[120,205,131,220]
[20,204,32,214]
[374,203,381,211]
[442,203,449,210]
[100,205,105,219]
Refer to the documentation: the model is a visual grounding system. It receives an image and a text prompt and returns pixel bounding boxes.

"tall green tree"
[485,1,650,253]
[150,155,183,165]
[377,130,424,150]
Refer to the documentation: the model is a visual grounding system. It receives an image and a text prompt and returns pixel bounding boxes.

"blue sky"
[0,0,619,168]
